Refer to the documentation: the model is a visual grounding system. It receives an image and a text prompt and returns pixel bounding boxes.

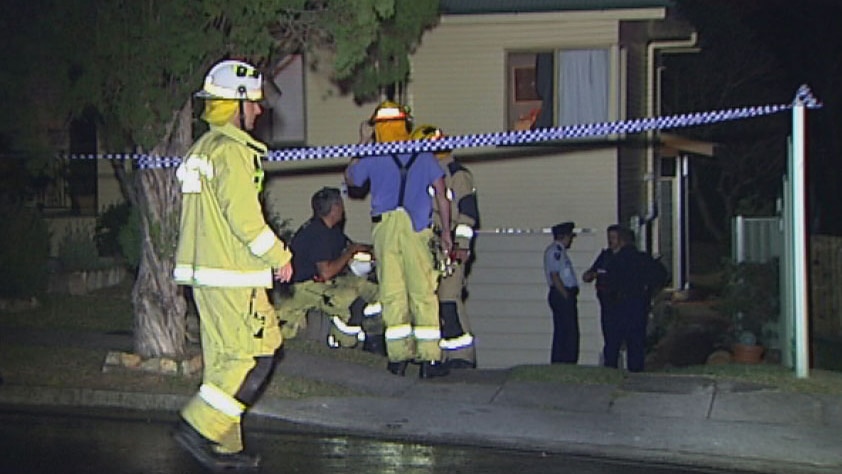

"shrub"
[262,189,294,242]
[0,202,51,299]
[95,202,131,258]
[58,225,103,271]
[118,205,142,270]
[715,258,780,346]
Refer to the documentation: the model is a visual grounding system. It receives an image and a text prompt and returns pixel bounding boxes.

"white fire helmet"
[195,59,263,101]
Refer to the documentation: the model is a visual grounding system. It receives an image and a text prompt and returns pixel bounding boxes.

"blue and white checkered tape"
[67,85,821,169]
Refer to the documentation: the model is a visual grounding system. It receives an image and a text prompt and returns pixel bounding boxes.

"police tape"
[66,85,821,170]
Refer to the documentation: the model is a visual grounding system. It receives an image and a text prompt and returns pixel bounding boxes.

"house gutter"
[644,32,698,253]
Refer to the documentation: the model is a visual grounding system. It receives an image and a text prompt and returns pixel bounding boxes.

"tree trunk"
[132,101,192,359]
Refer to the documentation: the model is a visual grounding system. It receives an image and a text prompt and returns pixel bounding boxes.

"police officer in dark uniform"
[543,222,580,364]
[598,227,666,372]
[582,224,623,361]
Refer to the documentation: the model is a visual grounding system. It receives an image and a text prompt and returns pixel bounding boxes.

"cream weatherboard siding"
[408,11,631,136]
[263,170,374,243]
[468,230,604,368]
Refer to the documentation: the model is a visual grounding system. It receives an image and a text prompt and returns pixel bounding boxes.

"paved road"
[0,406,756,474]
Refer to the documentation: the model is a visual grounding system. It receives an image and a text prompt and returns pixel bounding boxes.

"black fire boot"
[173,420,261,472]
[447,359,477,370]
[386,360,409,376]
[362,333,387,356]
[419,361,450,379]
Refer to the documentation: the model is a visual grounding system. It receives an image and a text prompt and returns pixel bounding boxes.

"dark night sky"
[741,1,842,235]
[672,0,842,236]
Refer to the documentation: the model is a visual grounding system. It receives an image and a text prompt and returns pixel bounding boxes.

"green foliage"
[58,225,105,272]
[715,259,780,344]
[118,206,142,270]
[95,202,132,258]
[92,202,142,270]
[262,189,294,242]
[276,0,440,101]
[4,0,441,154]
[0,202,51,299]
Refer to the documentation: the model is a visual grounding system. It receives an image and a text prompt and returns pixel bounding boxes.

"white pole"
[682,156,690,290]
[792,96,809,379]
[673,157,683,289]
[735,215,745,263]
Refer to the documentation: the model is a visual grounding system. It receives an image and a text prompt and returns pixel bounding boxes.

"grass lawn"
[3,279,842,397]
[1,281,134,332]
[0,280,357,399]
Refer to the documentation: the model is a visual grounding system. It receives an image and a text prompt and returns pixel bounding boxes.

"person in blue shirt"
[543,221,580,364]
[345,100,453,379]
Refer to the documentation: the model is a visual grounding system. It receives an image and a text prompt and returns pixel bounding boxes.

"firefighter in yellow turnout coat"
[411,125,480,369]
[172,59,293,471]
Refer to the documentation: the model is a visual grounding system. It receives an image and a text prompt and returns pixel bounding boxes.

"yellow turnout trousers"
[277,276,380,347]
[372,210,441,362]
[181,286,281,453]
[437,260,476,364]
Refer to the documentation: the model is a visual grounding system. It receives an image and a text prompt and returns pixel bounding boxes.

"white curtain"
[557,49,609,126]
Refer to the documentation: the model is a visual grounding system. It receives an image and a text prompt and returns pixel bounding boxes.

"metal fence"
[731,215,782,263]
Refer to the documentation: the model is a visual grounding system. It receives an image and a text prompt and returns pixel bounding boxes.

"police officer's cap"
[552,221,575,238]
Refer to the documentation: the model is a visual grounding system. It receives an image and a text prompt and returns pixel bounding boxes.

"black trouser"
[548,286,579,364]
[602,295,648,372]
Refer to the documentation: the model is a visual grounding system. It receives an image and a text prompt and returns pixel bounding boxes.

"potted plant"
[715,258,780,363]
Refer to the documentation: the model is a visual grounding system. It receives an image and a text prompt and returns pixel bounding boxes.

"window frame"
[505,46,619,133]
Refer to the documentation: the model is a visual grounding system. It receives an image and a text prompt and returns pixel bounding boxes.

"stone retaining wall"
[48,267,128,295]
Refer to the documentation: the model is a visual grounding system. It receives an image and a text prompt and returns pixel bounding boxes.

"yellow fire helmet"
[411,124,450,159]
[370,100,412,143]
[410,124,444,141]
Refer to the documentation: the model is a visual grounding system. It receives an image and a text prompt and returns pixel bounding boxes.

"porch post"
[791,92,809,379]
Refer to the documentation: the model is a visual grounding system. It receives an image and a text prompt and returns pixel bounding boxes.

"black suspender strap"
[390,153,418,208]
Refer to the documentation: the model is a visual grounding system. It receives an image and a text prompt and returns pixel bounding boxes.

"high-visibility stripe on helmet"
[200,82,263,101]
[372,107,406,122]
[248,228,277,257]
[199,383,244,418]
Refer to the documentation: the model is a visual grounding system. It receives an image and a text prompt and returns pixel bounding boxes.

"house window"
[507,49,611,131]
[253,54,306,145]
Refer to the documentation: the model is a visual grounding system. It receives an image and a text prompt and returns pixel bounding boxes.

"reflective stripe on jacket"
[174,122,291,288]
